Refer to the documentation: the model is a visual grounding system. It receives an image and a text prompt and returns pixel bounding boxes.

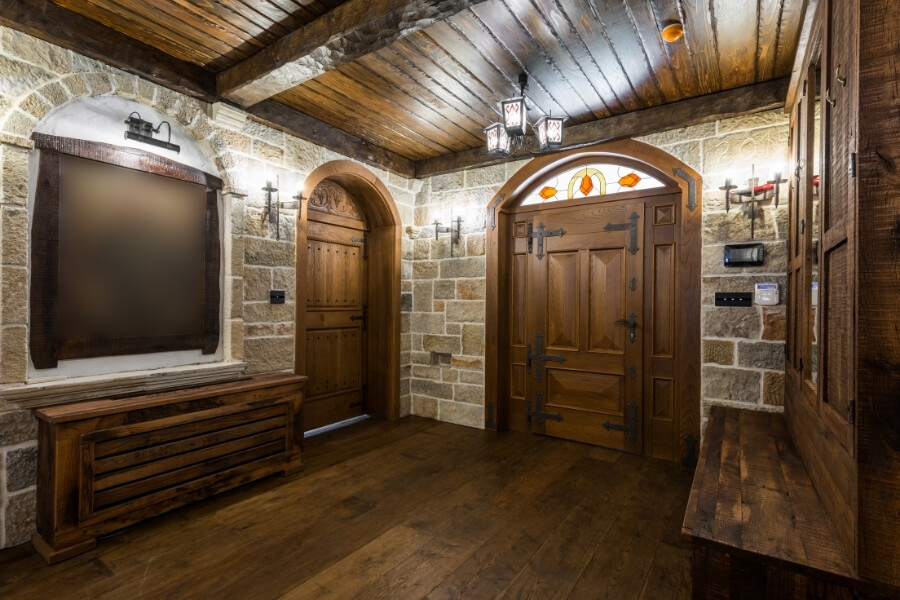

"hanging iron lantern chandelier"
[484,73,564,156]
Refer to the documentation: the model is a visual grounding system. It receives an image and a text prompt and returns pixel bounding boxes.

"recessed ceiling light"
[662,23,684,43]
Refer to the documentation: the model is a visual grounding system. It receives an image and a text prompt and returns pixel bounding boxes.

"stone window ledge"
[0,361,247,409]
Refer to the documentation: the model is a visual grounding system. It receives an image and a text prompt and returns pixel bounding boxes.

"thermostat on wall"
[755,283,779,306]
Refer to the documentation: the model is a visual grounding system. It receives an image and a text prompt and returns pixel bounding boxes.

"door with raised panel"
[518,201,644,451]
[303,181,368,432]
[508,190,684,457]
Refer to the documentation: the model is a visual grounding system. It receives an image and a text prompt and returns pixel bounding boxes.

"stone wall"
[636,117,790,419]
[0,25,790,550]
[407,115,791,428]
[0,27,415,549]
[402,165,525,428]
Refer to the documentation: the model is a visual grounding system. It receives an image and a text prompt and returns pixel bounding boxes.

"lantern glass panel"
[484,123,509,156]
[484,123,501,154]
[546,116,564,147]
[536,117,548,150]
[497,125,511,155]
[501,97,527,136]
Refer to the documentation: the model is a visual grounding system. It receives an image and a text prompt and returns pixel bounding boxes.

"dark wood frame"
[295,161,402,421]
[29,133,222,369]
[484,139,702,462]
[785,0,900,589]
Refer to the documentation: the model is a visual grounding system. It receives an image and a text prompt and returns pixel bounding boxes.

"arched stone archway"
[483,139,703,461]
[295,160,402,421]
[2,71,239,193]
[0,74,244,385]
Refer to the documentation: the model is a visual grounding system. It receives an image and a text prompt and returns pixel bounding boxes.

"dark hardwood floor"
[0,416,693,599]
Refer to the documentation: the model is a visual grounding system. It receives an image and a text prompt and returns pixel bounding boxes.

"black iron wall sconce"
[262,177,301,240]
[262,179,279,225]
[434,216,462,245]
[719,166,787,239]
[434,216,463,257]
[124,112,180,153]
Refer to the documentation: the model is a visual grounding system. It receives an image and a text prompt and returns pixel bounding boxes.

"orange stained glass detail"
[539,186,558,199]
[579,175,594,196]
[618,172,641,188]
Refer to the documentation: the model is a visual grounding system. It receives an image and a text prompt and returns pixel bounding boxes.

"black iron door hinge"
[526,332,566,381]
[672,168,697,211]
[527,390,563,429]
[603,401,638,443]
[527,222,565,260]
[604,212,640,254]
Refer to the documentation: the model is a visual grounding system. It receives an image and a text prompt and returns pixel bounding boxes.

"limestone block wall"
[0,25,790,551]
[636,116,790,419]
[407,114,791,428]
[0,27,415,549]
[403,163,524,428]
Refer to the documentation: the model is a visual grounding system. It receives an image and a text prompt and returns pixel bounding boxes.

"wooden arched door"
[302,180,369,432]
[486,142,702,463]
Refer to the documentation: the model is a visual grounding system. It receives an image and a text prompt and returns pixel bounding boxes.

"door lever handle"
[349,304,368,331]
[615,312,639,343]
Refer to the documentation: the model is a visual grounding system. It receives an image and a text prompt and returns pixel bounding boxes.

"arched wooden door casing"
[302,181,370,431]
[295,161,402,427]
[484,140,702,464]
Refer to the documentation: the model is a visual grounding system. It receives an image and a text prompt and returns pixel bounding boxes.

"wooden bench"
[683,406,893,599]
[32,372,306,564]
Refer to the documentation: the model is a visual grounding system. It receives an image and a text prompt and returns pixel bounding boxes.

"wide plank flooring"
[0,416,693,599]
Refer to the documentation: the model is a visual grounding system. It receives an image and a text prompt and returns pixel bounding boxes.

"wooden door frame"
[484,139,702,461]
[295,160,402,421]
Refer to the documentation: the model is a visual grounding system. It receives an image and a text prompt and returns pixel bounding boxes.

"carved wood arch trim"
[295,160,402,421]
[307,180,365,222]
[483,139,702,461]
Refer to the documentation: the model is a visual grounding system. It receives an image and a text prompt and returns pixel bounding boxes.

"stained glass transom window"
[522,163,665,205]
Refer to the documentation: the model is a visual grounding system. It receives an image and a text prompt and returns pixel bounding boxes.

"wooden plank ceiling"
[8,0,808,176]
[50,0,350,72]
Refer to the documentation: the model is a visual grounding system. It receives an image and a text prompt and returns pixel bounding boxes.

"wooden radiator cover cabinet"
[32,373,306,564]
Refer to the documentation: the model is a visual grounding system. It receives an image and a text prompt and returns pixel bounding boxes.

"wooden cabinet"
[786,0,900,590]
[32,373,306,564]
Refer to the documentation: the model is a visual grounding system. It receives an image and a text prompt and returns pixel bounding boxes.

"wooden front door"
[303,182,369,432]
[509,190,684,456]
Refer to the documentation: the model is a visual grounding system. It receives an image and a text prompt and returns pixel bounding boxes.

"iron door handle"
[350,304,368,331]
[615,313,639,343]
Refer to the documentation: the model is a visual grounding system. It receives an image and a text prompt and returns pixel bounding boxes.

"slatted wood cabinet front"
[32,373,306,564]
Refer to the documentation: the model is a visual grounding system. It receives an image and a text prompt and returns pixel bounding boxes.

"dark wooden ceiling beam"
[247,100,416,178]
[414,77,791,178]
[0,0,415,176]
[217,0,489,107]
[0,0,216,101]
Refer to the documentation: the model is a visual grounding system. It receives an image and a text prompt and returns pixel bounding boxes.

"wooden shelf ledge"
[683,406,870,596]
